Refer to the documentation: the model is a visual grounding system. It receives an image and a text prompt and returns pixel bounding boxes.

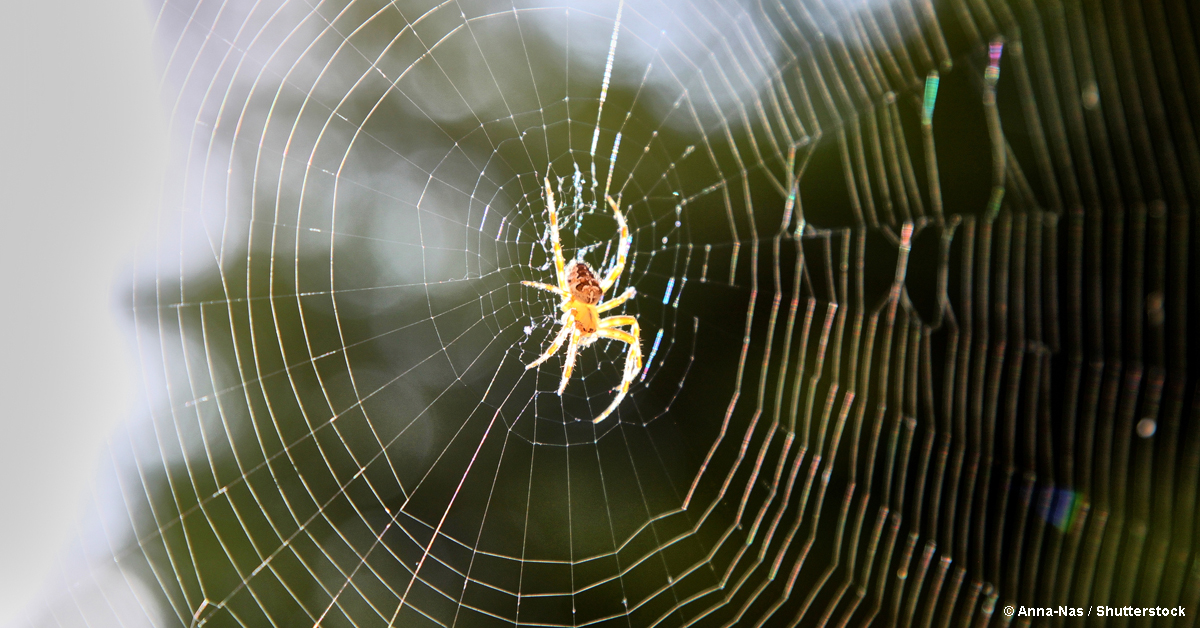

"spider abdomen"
[567,262,602,305]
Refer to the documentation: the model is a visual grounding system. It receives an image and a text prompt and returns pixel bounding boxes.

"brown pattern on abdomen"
[567,262,602,305]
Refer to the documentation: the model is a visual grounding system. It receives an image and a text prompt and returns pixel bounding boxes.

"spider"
[522,176,642,423]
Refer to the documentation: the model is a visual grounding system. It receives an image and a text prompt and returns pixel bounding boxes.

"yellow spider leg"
[595,328,642,372]
[600,195,631,292]
[591,325,642,423]
[595,287,636,313]
[558,328,582,395]
[598,314,638,330]
[545,176,569,293]
[526,312,573,370]
[521,280,569,297]
[595,318,642,372]
[595,326,637,344]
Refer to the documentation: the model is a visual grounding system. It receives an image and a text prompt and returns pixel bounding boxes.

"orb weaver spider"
[522,176,642,423]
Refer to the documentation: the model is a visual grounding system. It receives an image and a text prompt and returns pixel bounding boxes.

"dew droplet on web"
[1081,82,1099,110]
[1146,292,1165,326]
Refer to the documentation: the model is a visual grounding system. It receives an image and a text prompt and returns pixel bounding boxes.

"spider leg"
[590,324,642,423]
[545,176,570,293]
[600,195,631,292]
[598,314,640,331]
[558,328,582,395]
[595,319,642,372]
[526,311,573,370]
[596,287,636,313]
[521,280,569,297]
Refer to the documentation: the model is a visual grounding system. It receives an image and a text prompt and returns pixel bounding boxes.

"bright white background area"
[0,0,165,621]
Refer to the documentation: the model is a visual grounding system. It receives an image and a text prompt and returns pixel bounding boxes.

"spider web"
[21,0,1200,626]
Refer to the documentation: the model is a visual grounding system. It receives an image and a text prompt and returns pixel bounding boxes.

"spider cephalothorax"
[521,177,641,423]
